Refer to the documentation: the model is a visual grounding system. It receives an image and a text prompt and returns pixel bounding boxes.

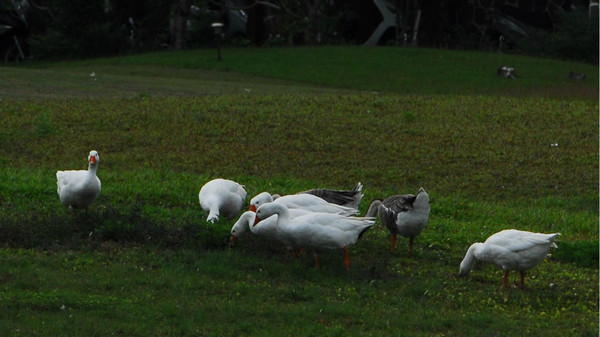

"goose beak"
[253,215,261,227]
[249,205,257,212]
[230,235,238,246]
[90,156,96,164]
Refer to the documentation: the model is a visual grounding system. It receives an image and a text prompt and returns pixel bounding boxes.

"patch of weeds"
[195,223,231,250]
[34,112,55,137]
[372,97,385,107]
[280,286,316,303]
[97,219,143,243]
[403,111,417,122]
[554,241,598,268]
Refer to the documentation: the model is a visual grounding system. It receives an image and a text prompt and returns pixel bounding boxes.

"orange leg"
[390,234,397,252]
[502,270,509,287]
[408,237,415,255]
[291,248,305,258]
[343,246,350,271]
[519,271,526,288]
[314,255,321,269]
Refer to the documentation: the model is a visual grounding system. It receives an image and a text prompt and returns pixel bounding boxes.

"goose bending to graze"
[56,150,102,210]
[250,192,359,216]
[459,229,560,287]
[230,211,276,245]
[298,182,364,209]
[366,187,430,254]
[199,178,247,223]
[230,208,312,245]
[255,203,375,270]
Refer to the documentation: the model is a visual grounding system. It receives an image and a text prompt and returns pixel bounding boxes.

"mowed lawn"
[0,46,598,336]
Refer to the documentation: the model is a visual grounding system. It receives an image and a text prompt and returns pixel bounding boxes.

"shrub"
[29,0,128,59]
[28,0,173,60]
[520,10,599,64]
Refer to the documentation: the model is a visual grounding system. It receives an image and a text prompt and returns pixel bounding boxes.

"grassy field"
[0,46,598,336]
[8,46,600,99]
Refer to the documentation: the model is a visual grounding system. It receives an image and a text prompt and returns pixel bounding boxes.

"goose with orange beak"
[459,229,560,288]
[249,192,358,216]
[56,150,102,210]
[230,208,312,246]
[254,203,374,270]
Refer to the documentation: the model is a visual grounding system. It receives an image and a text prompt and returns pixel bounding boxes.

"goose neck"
[365,199,382,217]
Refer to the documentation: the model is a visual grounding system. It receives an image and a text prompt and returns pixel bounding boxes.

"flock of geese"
[55,150,560,287]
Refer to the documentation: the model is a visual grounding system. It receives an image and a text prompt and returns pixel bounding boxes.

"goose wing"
[300,182,363,208]
[382,194,416,213]
[485,230,559,253]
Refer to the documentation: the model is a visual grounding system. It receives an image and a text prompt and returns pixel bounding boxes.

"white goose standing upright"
[459,229,560,287]
[56,150,102,210]
[199,178,247,223]
[366,187,430,254]
[255,203,375,270]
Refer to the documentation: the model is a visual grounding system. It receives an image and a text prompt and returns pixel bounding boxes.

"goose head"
[230,211,254,246]
[459,243,483,276]
[415,187,430,208]
[249,192,273,212]
[254,202,285,227]
[88,150,100,167]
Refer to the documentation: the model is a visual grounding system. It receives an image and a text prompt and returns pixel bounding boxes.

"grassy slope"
[11,46,599,99]
[0,47,598,336]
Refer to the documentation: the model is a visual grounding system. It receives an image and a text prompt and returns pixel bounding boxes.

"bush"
[109,0,172,51]
[520,10,599,64]
[28,0,128,59]
[28,0,172,60]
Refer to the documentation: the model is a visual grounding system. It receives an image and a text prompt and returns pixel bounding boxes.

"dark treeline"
[4,0,598,63]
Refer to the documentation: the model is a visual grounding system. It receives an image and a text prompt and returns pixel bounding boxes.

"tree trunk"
[171,0,192,50]
[302,0,320,45]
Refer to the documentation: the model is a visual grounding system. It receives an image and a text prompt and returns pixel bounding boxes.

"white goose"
[274,182,364,210]
[459,229,560,287]
[250,192,359,216]
[56,150,102,210]
[366,187,430,254]
[255,203,375,270]
[229,208,312,245]
[230,211,276,244]
[199,178,247,223]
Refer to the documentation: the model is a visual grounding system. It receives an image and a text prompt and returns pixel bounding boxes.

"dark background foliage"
[6,0,600,63]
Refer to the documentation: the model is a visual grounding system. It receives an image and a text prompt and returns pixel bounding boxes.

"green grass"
[0,46,598,336]
[1,95,596,199]
[0,246,597,337]
[6,46,599,99]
